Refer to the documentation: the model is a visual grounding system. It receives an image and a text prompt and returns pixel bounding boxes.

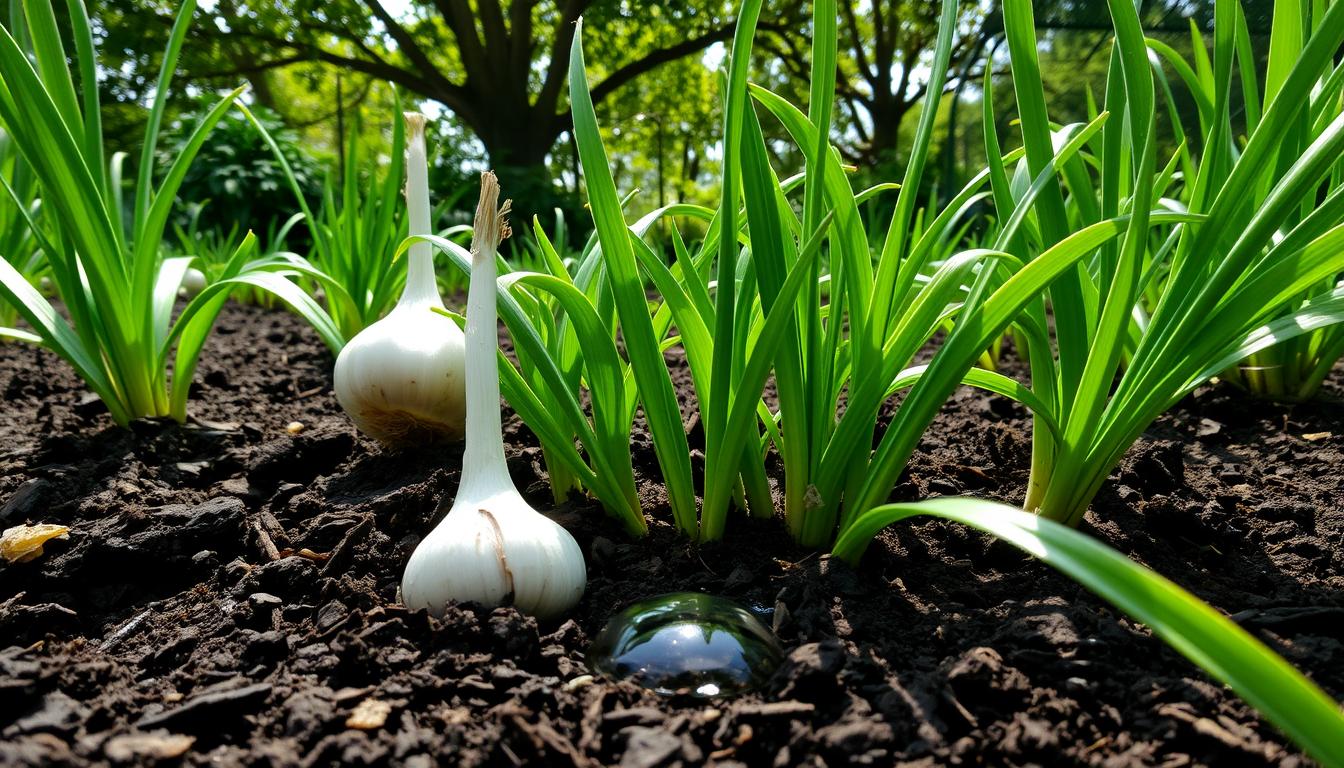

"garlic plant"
[0,0,345,424]
[333,113,467,446]
[401,172,586,620]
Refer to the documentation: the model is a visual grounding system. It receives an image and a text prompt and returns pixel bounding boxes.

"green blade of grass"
[704,214,833,540]
[506,272,645,535]
[833,497,1344,767]
[851,212,1199,516]
[738,101,812,539]
[132,0,197,240]
[0,250,124,420]
[569,17,697,537]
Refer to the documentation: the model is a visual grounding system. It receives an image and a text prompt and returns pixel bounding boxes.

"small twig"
[99,607,154,652]
[322,515,372,577]
[259,510,292,551]
[252,519,281,561]
[296,548,330,563]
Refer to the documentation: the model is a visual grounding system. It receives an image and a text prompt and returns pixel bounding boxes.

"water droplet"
[746,601,775,623]
[588,592,784,697]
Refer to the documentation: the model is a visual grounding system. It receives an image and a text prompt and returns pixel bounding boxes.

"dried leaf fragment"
[346,698,392,730]
[1,524,70,564]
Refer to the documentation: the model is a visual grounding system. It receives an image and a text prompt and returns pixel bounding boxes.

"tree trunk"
[472,105,564,227]
[866,97,909,168]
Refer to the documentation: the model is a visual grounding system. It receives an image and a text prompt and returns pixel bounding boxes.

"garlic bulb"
[333,113,466,446]
[401,172,586,620]
[179,268,206,297]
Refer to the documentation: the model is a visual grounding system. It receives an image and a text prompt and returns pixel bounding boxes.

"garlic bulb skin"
[333,303,466,445]
[332,112,467,447]
[401,487,586,620]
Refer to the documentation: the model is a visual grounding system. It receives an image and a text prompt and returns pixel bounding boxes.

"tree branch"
[587,22,739,105]
[535,0,591,122]
[841,95,871,144]
[871,0,885,55]
[360,0,459,96]
[281,76,377,128]
[508,0,539,84]
[432,0,490,87]
[220,26,479,126]
[475,0,511,77]
[197,53,311,78]
[838,0,875,88]
[758,36,811,84]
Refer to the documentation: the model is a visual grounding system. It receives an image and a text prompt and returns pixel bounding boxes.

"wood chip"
[1302,431,1332,442]
[332,686,375,703]
[136,683,271,729]
[346,698,392,730]
[259,511,291,548]
[1157,703,1255,751]
[733,701,816,718]
[1,524,69,564]
[104,731,194,761]
[438,706,472,726]
[1084,736,1111,753]
[190,418,239,432]
[98,608,153,652]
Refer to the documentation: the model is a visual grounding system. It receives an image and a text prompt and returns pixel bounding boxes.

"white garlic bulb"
[179,267,206,297]
[401,171,586,620]
[333,112,466,446]
[401,487,587,619]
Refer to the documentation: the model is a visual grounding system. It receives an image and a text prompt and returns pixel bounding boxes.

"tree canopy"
[90,0,1274,218]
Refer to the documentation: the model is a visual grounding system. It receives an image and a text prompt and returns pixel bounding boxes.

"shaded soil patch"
[1,303,1340,766]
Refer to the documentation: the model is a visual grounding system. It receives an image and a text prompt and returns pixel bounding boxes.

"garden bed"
[1,302,1340,767]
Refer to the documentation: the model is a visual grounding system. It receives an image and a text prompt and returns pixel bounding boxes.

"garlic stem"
[459,171,512,501]
[400,112,442,308]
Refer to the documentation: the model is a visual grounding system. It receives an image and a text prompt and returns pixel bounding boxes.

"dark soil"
[1,303,1340,767]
